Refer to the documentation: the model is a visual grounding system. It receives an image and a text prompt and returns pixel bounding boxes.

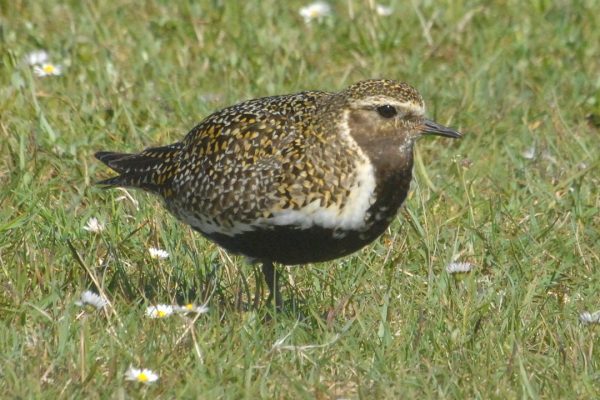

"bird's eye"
[376,105,397,118]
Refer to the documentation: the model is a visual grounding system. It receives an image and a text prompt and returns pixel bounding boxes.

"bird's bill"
[420,119,462,139]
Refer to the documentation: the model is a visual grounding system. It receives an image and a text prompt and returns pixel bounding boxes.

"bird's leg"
[262,261,282,310]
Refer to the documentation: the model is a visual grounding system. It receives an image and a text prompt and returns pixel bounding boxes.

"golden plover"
[95,79,461,308]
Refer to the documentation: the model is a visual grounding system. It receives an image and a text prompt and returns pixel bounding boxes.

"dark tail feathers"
[95,143,182,195]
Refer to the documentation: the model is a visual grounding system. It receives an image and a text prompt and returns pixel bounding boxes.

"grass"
[1,0,599,398]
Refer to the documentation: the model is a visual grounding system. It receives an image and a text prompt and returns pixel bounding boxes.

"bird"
[95,79,461,309]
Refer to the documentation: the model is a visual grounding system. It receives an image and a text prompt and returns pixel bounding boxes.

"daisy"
[33,62,63,77]
[579,311,600,324]
[446,261,474,274]
[124,367,159,384]
[75,290,108,310]
[522,146,536,160]
[24,50,49,66]
[299,2,332,24]
[146,304,174,318]
[175,303,209,314]
[375,4,393,16]
[148,247,169,259]
[83,217,104,233]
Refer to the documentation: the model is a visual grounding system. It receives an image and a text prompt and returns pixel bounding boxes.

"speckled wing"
[167,92,332,235]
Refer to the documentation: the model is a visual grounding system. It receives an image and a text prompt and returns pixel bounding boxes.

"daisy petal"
[75,290,108,310]
[148,247,169,259]
[25,50,49,66]
[299,2,332,24]
[175,303,209,314]
[580,311,600,324]
[33,63,63,77]
[83,217,104,233]
[376,4,393,16]
[125,366,159,384]
[146,304,174,318]
[446,261,474,274]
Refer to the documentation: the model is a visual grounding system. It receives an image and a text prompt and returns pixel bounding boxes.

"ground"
[0,1,599,398]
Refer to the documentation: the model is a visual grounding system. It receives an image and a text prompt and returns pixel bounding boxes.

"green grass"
[1,0,599,398]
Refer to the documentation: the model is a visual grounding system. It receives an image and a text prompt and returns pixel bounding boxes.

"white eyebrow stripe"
[351,96,425,115]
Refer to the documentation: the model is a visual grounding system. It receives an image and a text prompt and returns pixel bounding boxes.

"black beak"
[420,119,462,139]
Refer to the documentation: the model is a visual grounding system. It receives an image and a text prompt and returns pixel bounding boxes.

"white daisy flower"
[299,2,332,24]
[175,303,209,314]
[148,247,169,259]
[522,146,536,160]
[75,290,108,310]
[124,366,159,384]
[25,50,49,66]
[83,217,104,233]
[145,304,174,319]
[376,4,393,16]
[446,261,474,274]
[579,311,600,324]
[33,62,63,77]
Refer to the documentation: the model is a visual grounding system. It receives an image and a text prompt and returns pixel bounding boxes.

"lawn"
[1,0,599,398]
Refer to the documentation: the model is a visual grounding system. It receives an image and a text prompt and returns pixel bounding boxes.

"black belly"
[202,222,390,265]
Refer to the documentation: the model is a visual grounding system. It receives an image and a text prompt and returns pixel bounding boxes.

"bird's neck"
[359,138,415,218]
[355,137,415,181]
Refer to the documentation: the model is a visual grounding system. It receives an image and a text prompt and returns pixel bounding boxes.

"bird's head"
[337,79,461,154]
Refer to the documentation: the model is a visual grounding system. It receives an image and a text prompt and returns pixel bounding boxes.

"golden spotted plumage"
[96,79,461,308]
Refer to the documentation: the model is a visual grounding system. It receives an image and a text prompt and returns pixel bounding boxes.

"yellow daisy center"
[185,304,193,310]
[43,64,56,74]
[157,310,166,318]
[138,372,149,382]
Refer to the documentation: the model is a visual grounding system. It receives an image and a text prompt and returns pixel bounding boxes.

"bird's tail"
[95,143,183,197]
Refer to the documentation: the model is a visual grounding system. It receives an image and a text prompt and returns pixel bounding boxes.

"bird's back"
[166,90,372,239]
[97,89,368,236]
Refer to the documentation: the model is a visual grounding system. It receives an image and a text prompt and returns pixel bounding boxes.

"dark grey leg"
[261,261,282,310]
